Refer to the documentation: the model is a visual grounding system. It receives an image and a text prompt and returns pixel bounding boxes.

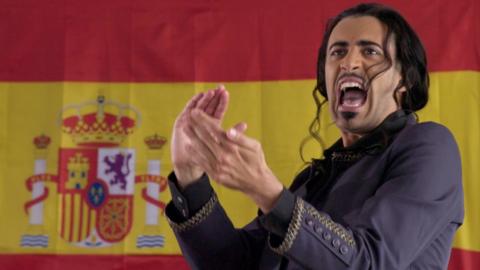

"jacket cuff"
[268,197,305,254]
[167,193,218,233]
[167,171,213,219]
[259,188,296,238]
[268,198,356,261]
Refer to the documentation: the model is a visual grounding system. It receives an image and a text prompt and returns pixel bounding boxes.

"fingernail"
[227,128,237,139]
[218,84,225,90]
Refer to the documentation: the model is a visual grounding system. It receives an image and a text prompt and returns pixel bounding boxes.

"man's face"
[325,16,404,135]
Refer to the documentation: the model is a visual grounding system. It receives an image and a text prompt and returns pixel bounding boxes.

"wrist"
[248,175,284,214]
[173,165,204,189]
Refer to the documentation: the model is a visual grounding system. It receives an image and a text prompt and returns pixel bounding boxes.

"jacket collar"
[323,110,415,162]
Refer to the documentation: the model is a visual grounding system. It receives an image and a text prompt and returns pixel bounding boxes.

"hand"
[185,109,283,213]
[171,85,229,189]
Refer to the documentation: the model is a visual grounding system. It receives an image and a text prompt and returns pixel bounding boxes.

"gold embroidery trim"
[269,197,305,255]
[331,151,363,162]
[167,193,218,233]
[304,203,356,248]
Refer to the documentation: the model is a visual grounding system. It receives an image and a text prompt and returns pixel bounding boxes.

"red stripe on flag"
[0,254,189,270]
[0,249,476,269]
[449,248,480,270]
[0,0,478,82]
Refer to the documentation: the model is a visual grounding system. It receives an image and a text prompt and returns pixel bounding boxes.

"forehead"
[328,16,387,47]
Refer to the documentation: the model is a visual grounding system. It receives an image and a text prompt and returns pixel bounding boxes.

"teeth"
[340,81,363,92]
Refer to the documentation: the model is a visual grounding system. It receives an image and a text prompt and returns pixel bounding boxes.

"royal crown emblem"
[21,95,168,249]
[60,96,140,147]
[144,134,167,150]
[33,134,51,149]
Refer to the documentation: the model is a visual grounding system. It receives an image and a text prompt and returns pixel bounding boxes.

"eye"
[330,48,347,57]
[364,47,382,56]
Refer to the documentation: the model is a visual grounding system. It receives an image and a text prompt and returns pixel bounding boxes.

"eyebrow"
[328,40,383,51]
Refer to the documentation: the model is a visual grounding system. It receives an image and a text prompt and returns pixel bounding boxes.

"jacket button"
[314,224,323,234]
[305,218,314,227]
[322,232,331,241]
[332,239,341,248]
[177,196,184,204]
[340,245,349,255]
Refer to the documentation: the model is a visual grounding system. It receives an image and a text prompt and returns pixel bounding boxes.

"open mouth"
[339,81,367,109]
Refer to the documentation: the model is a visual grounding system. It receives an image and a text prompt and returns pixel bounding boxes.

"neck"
[341,131,362,147]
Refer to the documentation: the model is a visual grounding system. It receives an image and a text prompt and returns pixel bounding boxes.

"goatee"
[341,111,358,120]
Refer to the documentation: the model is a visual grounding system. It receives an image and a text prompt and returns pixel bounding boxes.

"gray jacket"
[166,113,464,270]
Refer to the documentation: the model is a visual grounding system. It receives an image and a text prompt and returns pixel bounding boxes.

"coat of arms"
[21,96,168,248]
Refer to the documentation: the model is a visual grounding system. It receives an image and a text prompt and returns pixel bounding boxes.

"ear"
[394,79,407,109]
[396,79,407,93]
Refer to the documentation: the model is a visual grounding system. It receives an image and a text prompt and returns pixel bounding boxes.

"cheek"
[325,67,336,99]
[368,73,401,108]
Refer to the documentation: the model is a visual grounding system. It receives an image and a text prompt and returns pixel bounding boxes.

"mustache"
[336,72,372,92]
[336,72,366,84]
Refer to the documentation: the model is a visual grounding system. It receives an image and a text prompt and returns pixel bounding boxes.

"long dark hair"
[301,3,429,161]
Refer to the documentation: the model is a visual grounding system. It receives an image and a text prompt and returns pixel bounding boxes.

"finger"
[205,86,223,116]
[197,90,215,111]
[190,109,240,153]
[213,86,229,120]
[190,108,227,141]
[226,122,248,141]
[189,110,225,157]
[184,123,219,165]
[191,107,220,127]
[225,123,261,152]
[230,122,248,135]
[183,92,204,113]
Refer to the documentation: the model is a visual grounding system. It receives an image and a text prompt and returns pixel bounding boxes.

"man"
[166,3,464,269]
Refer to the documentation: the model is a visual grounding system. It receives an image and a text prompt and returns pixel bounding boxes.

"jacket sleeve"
[165,165,315,269]
[165,174,268,269]
[267,123,464,269]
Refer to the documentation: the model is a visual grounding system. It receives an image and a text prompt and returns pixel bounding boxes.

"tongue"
[342,90,366,107]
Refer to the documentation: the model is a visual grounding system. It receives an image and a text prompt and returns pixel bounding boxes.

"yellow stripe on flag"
[0,71,479,254]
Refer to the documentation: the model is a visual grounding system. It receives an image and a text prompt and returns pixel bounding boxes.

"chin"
[336,116,373,134]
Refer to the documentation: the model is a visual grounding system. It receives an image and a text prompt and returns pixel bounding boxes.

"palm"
[171,88,229,182]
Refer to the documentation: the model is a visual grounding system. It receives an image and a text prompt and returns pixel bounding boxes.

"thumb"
[226,122,247,140]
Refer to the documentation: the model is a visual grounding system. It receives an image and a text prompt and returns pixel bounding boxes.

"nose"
[340,49,361,71]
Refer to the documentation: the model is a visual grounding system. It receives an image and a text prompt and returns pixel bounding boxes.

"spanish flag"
[0,0,478,269]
